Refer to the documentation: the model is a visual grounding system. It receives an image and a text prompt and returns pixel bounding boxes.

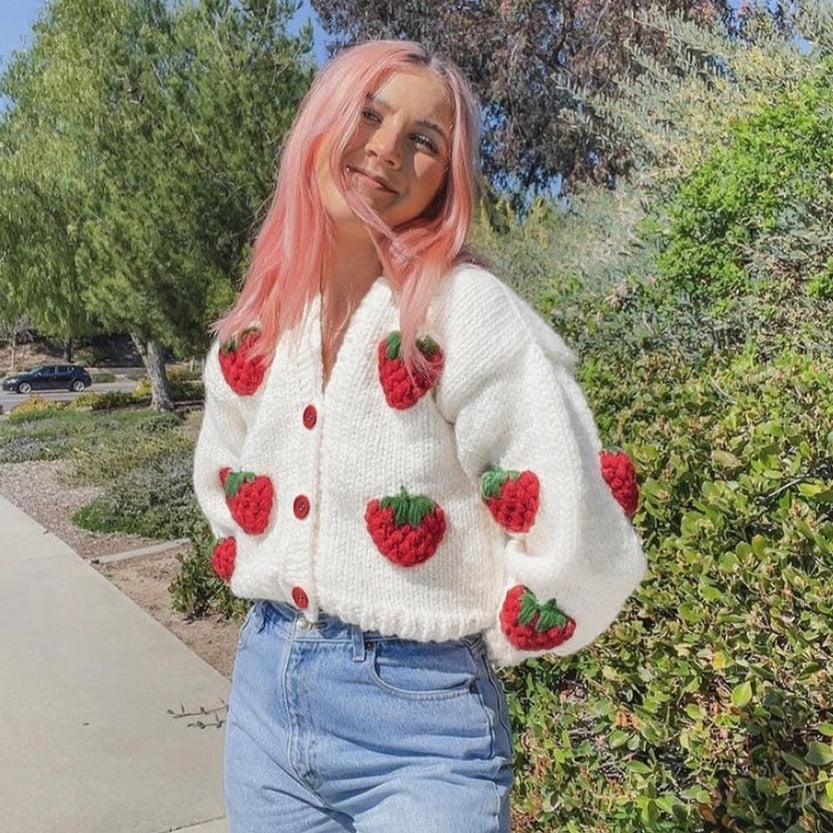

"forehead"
[368,68,453,132]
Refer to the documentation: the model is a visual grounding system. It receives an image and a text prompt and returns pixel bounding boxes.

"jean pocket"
[366,638,479,700]
[236,601,264,651]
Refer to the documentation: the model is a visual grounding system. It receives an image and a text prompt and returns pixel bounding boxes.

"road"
[0,380,139,414]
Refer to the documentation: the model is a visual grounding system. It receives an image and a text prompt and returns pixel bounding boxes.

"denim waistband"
[248,599,483,654]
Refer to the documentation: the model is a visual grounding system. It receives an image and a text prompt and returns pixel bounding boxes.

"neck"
[322,226,382,305]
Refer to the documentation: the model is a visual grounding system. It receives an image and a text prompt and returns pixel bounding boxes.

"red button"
[291,586,309,609]
[293,495,310,519]
[303,405,317,429]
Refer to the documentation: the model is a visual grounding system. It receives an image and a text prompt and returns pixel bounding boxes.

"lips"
[347,166,397,194]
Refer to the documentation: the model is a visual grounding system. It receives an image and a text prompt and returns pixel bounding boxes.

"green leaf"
[480,465,517,498]
[385,330,402,359]
[224,470,254,497]
[805,741,833,766]
[679,601,701,623]
[536,601,568,631]
[712,449,741,469]
[381,487,436,526]
[640,799,659,825]
[518,590,539,626]
[731,681,753,708]
[609,729,629,749]
[780,751,806,772]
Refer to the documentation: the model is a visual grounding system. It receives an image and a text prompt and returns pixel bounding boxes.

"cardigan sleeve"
[433,267,646,667]
[192,340,249,541]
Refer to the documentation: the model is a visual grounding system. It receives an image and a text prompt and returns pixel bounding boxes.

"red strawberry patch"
[211,537,236,582]
[500,585,575,651]
[219,328,265,395]
[481,465,540,533]
[600,450,639,518]
[365,486,446,567]
[377,330,444,409]
[219,467,274,535]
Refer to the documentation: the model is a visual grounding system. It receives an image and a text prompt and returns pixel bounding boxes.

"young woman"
[193,39,646,833]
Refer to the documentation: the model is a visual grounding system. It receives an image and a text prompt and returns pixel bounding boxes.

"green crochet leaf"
[224,470,255,497]
[380,486,436,526]
[518,589,539,625]
[416,335,440,357]
[536,601,568,631]
[385,331,403,360]
[481,465,520,499]
[518,589,568,632]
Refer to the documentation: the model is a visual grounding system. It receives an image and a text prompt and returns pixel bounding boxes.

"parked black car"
[2,364,92,394]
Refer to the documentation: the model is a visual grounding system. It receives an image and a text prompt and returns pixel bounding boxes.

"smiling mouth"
[347,166,398,194]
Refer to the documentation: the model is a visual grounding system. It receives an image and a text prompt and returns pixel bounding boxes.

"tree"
[0,0,313,409]
[310,0,740,196]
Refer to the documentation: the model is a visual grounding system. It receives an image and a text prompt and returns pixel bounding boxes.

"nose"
[365,122,402,168]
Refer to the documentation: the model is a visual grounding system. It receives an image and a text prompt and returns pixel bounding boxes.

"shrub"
[505,345,833,833]
[8,394,68,424]
[132,373,204,402]
[169,515,248,620]
[653,59,833,348]
[72,447,200,539]
[89,371,116,383]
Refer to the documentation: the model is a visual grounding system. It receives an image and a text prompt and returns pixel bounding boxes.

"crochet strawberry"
[365,486,446,567]
[599,450,639,518]
[211,537,236,583]
[377,330,444,409]
[500,585,576,651]
[218,328,265,395]
[219,467,274,535]
[481,465,540,533]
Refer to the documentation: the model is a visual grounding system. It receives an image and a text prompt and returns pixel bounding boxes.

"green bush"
[132,373,204,402]
[505,345,833,833]
[8,394,68,424]
[89,371,116,383]
[72,447,202,540]
[169,515,248,620]
[654,59,833,347]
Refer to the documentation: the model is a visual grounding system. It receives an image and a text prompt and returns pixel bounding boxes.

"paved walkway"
[0,494,229,833]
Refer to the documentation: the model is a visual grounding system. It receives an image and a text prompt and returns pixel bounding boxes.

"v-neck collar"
[306,277,393,396]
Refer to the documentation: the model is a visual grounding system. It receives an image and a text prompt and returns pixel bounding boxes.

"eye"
[411,133,439,154]
[361,107,382,124]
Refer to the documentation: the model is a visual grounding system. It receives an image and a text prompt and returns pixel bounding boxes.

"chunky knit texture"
[600,450,640,518]
[499,585,576,651]
[193,265,646,666]
[218,328,266,395]
[211,537,236,583]
[377,331,444,409]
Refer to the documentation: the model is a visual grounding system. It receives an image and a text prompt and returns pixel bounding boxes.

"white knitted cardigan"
[193,264,646,666]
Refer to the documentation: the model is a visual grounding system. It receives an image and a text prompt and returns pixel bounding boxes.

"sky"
[0,0,330,69]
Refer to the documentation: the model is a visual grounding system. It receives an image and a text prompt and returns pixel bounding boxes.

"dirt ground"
[0,459,238,679]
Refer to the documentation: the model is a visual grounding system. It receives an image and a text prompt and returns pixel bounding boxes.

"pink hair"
[215,40,482,377]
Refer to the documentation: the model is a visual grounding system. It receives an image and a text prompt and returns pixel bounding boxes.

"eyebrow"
[366,93,449,145]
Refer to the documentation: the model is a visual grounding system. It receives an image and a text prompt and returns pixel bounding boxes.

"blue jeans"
[225,601,513,832]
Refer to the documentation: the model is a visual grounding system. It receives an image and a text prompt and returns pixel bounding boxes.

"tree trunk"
[62,338,73,363]
[131,334,175,412]
[10,335,16,372]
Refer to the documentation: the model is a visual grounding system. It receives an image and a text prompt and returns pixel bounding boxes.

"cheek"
[415,161,448,207]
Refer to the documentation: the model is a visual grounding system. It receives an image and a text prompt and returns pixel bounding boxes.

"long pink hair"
[215,40,482,376]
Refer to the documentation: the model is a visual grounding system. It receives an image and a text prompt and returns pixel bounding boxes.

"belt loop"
[351,625,366,662]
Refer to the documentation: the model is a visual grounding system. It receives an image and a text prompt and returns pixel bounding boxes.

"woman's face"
[317,68,453,231]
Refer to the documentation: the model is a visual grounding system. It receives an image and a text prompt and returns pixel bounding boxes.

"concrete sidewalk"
[0,494,229,833]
